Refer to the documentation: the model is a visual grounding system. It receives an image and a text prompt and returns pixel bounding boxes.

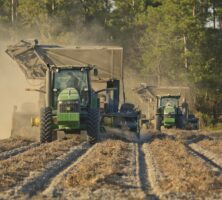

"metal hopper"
[6,40,123,80]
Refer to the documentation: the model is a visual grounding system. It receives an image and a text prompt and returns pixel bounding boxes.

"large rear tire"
[155,115,161,131]
[87,109,100,144]
[40,107,53,143]
[176,115,183,129]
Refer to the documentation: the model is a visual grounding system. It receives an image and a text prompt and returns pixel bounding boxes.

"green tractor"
[39,65,100,144]
[155,95,183,131]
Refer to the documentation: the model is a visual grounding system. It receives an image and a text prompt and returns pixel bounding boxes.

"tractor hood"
[58,88,80,102]
[6,40,123,80]
[164,106,176,115]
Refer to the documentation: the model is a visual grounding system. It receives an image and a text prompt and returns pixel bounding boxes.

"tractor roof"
[156,94,181,99]
[51,65,94,69]
[6,40,123,80]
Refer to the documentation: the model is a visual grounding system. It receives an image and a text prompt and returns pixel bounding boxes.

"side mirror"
[94,68,98,76]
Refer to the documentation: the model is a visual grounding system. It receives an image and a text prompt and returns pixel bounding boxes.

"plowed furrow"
[197,139,222,155]
[188,143,222,172]
[0,137,84,198]
[138,143,158,199]
[41,142,100,197]
[142,144,166,198]
[144,137,222,199]
[41,139,146,200]
[0,137,34,153]
[0,142,40,160]
[14,142,90,198]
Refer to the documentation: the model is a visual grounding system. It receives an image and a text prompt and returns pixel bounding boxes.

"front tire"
[87,109,100,144]
[40,107,53,143]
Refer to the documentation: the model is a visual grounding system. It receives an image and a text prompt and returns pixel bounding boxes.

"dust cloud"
[0,41,39,139]
[0,14,117,140]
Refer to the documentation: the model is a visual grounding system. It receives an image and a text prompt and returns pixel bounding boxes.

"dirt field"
[0,129,221,200]
[198,139,222,155]
[145,138,222,199]
[0,137,34,154]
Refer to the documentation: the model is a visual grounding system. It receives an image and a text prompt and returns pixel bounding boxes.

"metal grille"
[59,101,80,113]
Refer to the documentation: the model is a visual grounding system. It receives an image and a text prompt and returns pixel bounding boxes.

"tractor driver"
[66,72,80,91]
[165,99,172,107]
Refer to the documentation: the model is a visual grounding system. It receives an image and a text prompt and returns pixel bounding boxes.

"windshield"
[160,97,178,107]
[53,69,89,107]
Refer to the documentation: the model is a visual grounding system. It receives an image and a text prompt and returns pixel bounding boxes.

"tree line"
[1,0,222,126]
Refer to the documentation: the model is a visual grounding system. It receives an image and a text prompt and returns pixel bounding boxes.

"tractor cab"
[52,67,91,110]
[157,95,180,108]
[35,65,100,144]
[156,95,182,130]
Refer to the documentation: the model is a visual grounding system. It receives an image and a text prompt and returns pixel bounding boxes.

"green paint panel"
[163,106,176,126]
[58,113,80,129]
[58,113,80,122]
[164,117,175,126]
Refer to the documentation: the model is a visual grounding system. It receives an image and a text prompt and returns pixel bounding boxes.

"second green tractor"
[155,95,184,131]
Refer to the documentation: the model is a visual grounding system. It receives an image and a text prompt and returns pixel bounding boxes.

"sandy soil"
[145,137,222,199]
[0,130,221,200]
[41,139,146,200]
[197,139,222,155]
[200,130,222,138]
[0,137,34,153]
[0,136,84,193]
[163,129,208,143]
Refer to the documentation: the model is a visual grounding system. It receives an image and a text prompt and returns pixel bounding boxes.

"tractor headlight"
[31,116,40,127]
